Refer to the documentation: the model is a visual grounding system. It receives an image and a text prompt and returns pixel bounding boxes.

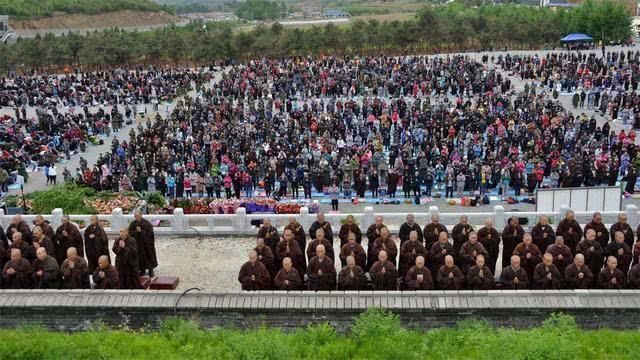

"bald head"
[444,255,454,268]
[346,255,356,267]
[67,247,78,261]
[282,257,292,270]
[316,244,326,258]
[543,253,553,266]
[248,249,258,263]
[98,255,110,269]
[10,248,21,261]
[574,253,585,267]
[511,255,521,269]
[378,250,388,262]
[36,247,47,260]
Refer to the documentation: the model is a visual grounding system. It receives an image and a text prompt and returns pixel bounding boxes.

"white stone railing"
[1,204,636,236]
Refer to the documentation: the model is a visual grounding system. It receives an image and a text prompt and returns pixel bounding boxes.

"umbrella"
[560,33,594,42]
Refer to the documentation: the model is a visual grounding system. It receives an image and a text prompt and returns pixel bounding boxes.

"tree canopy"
[234,0,287,21]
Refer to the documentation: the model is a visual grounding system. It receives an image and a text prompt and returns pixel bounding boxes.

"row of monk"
[238,211,640,290]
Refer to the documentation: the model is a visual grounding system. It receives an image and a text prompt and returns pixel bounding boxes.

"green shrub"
[26,183,97,214]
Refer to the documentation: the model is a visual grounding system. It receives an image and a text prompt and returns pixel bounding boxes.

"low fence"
[2,203,638,236]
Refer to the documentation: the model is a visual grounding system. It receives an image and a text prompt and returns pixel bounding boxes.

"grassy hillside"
[0,0,173,20]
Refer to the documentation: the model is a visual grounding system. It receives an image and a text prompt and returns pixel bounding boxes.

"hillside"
[10,10,180,30]
[0,0,173,20]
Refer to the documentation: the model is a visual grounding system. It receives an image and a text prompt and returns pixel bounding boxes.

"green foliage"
[0,0,171,20]
[141,191,167,208]
[234,0,287,21]
[336,5,390,16]
[26,183,97,214]
[352,307,403,340]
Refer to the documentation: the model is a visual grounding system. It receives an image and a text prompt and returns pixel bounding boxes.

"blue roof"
[560,33,594,42]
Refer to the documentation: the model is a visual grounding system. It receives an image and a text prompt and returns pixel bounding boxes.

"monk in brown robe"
[533,253,562,289]
[284,217,307,251]
[545,236,573,274]
[576,228,604,276]
[112,227,142,289]
[451,215,474,263]
[477,218,500,274]
[368,227,398,270]
[598,256,625,289]
[32,226,55,259]
[531,215,555,254]
[307,244,336,290]
[459,232,488,274]
[306,228,335,262]
[6,215,33,244]
[129,210,158,277]
[610,214,634,247]
[60,247,90,289]
[436,255,464,290]
[93,255,120,289]
[430,231,454,274]
[274,257,303,290]
[257,218,280,255]
[584,212,610,250]
[405,255,434,290]
[627,262,640,289]
[2,249,33,289]
[85,215,110,273]
[339,232,366,269]
[466,255,495,290]
[0,240,5,270]
[238,250,272,290]
[500,255,529,289]
[556,210,582,251]
[34,215,55,242]
[366,216,387,247]
[501,216,524,269]
[339,215,362,247]
[54,215,84,264]
[564,254,594,289]
[633,241,640,268]
[398,214,423,246]
[606,231,633,274]
[33,247,59,289]
[338,255,367,290]
[276,228,306,275]
[255,237,277,279]
[399,230,428,279]
[309,212,334,244]
[423,214,448,249]
[513,233,542,284]
[10,231,35,263]
[369,250,398,290]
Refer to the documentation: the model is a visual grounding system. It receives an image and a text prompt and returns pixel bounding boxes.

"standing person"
[1,249,33,289]
[60,247,90,289]
[303,174,313,199]
[128,210,157,277]
[238,250,272,291]
[112,227,142,289]
[501,216,524,269]
[93,255,120,289]
[84,215,110,274]
[204,174,214,198]
[32,247,59,289]
[213,175,222,199]
[183,175,192,198]
[456,171,466,198]
[49,165,57,185]
[369,170,379,198]
[54,215,84,265]
[223,174,233,199]
[329,183,340,211]
[166,174,176,198]
[307,244,336,290]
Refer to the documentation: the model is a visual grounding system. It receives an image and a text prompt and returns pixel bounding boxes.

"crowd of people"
[239,211,640,291]
[0,211,157,290]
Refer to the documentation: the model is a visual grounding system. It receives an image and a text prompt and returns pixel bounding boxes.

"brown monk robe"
[257,218,280,254]
[606,231,633,274]
[339,215,363,247]
[610,214,634,247]
[398,231,428,278]
[338,255,367,290]
[32,226,55,259]
[584,212,610,250]
[274,257,303,290]
[0,240,6,270]
[238,250,272,290]
[477,219,500,274]
[129,211,158,276]
[436,255,464,290]
[309,212,334,244]
[500,255,529,289]
[276,229,306,275]
[627,263,640,289]
[366,216,387,246]
[598,256,625,289]
[32,247,60,289]
[84,215,110,273]
[1,249,33,289]
[307,245,337,290]
[368,228,398,270]
[54,216,84,264]
[60,247,90,289]
[9,231,35,263]
[93,255,120,289]
[6,215,33,244]
[564,254,594,289]
[466,255,495,290]
[255,238,277,279]
[501,216,525,269]
[576,229,605,276]
[555,210,582,251]
[339,232,367,269]
[533,253,563,289]
[398,214,423,246]
[369,250,398,290]
[633,241,640,268]
[512,233,542,284]
[284,217,307,251]
[546,236,574,274]
[458,232,488,274]
[112,228,142,290]
[451,216,474,263]
[531,216,555,254]
[34,215,55,242]
[423,214,448,249]
[405,256,434,290]
[306,228,335,262]
[430,231,454,274]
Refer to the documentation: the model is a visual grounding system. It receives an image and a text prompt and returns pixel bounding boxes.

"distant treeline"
[0,0,172,20]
